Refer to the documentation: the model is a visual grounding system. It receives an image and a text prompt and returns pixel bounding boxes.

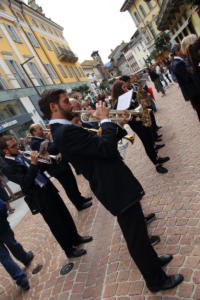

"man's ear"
[49,102,57,113]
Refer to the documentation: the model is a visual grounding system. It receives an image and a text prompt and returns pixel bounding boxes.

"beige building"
[120,0,163,53]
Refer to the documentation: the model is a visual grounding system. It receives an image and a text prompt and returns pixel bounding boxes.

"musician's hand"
[136,117,141,122]
[93,101,110,121]
[30,151,39,165]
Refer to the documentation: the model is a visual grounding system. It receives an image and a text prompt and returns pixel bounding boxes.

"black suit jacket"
[51,122,144,216]
[30,137,58,155]
[171,58,197,101]
[2,158,57,214]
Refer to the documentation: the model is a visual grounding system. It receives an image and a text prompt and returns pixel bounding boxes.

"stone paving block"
[1,84,200,299]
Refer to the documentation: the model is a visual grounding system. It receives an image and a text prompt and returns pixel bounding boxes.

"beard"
[57,103,73,120]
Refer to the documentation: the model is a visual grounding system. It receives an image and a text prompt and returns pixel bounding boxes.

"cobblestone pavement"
[1,83,200,300]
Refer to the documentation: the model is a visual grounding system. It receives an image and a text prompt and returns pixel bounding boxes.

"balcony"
[57,48,78,63]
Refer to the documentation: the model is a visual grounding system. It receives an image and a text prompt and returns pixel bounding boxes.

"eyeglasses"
[8,143,18,149]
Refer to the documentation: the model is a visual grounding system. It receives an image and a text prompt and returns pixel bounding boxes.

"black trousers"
[48,163,84,209]
[190,97,200,122]
[117,202,167,286]
[129,121,158,165]
[40,184,81,256]
[150,111,159,141]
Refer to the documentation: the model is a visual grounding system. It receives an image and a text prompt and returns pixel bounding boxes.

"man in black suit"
[28,123,92,211]
[38,88,183,292]
[0,136,93,258]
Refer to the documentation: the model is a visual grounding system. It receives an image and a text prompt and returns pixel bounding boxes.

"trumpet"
[75,105,143,123]
[20,151,61,165]
[85,128,135,145]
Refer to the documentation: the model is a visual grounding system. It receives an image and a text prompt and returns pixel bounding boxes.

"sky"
[28,0,136,63]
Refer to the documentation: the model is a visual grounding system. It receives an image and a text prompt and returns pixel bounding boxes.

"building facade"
[0,0,88,138]
[124,30,150,70]
[156,1,200,44]
[108,42,132,76]
[120,0,163,53]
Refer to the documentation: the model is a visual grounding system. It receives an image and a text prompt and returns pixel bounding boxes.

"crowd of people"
[0,34,199,293]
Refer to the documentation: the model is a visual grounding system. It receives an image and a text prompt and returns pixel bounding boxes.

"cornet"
[20,151,61,165]
[85,128,135,145]
[74,105,143,123]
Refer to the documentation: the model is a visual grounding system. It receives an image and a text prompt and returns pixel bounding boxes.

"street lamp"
[20,56,41,96]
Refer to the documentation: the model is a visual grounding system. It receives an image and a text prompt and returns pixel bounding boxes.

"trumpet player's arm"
[57,122,127,159]
[3,163,39,191]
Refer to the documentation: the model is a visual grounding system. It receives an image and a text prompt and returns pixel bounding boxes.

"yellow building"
[0,0,88,138]
[120,0,163,53]
[156,1,200,43]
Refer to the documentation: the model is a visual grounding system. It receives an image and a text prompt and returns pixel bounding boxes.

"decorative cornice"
[120,0,134,12]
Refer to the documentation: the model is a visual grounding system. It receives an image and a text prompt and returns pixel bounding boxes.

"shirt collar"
[174,56,184,61]
[5,156,16,161]
[49,119,72,125]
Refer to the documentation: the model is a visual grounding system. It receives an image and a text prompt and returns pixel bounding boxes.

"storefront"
[0,99,33,139]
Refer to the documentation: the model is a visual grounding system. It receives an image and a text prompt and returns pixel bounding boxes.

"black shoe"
[82,196,92,203]
[155,138,162,142]
[156,165,168,174]
[147,274,184,292]
[154,144,165,151]
[156,126,162,131]
[20,281,30,291]
[74,236,93,246]
[157,157,170,164]
[68,248,87,258]
[159,254,173,267]
[149,235,160,246]
[77,201,92,211]
[144,213,156,225]
[157,134,162,138]
[24,251,34,267]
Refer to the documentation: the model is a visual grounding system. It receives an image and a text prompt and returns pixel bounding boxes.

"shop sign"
[0,120,18,131]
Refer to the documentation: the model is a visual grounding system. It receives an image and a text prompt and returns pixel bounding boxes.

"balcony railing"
[57,48,78,63]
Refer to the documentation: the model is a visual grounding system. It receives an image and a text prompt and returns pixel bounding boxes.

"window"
[146,2,153,10]
[49,40,59,54]
[32,19,39,27]
[0,100,26,121]
[16,12,24,22]
[26,32,40,48]
[0,75,8,90]
[44,63,58,79]
[65,66,73,78]
[41,37,52,50]
[48,27,54,35]
[139,5,147,17]
[28,62,46,85]
[4,23,22,43]
[72,66,80,80]
[57,64,67,78]
[133,12,141,25]
[6,60,30,87]
[148,24,157,39]
[41,23,47,32]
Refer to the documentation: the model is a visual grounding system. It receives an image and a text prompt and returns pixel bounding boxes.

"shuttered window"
[0,75,8,90]
[28,62,46,86]
[26,32,40,48]
[57,64,68,78]
[6,60,30,87]
[41,37,51,50]
[4,23,22,43]
[44,63,58,79]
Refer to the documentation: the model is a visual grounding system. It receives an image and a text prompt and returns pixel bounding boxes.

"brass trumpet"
[75,105,143,123]
[20,151,61,165]
[85,128,135,145]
